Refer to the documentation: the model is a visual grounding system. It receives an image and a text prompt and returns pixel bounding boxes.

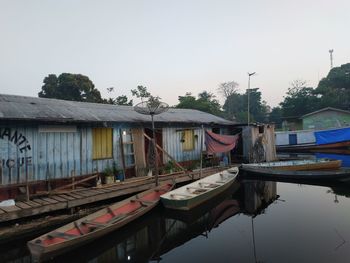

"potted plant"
[102,166,115,184]
[112,161,124,182]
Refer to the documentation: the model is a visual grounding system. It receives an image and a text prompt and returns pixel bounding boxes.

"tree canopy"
[217,81,239,99]
[176,91,222,116]
[38,73,104,103]
[279,80,321,118]
[38,63,350,127]
[223,88,269,123]
[315,63,350,110]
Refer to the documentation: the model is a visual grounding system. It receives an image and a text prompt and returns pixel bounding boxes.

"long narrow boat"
[275,126,350,152]
[240,166,350,183]
[241,158,342,171]
[27,183,173,262]
[160,167,239,211]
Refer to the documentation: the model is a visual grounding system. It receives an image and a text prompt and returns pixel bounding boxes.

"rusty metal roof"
[0,94,234,125]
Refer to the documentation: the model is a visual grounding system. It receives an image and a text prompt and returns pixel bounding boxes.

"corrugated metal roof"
[0,94,234,125]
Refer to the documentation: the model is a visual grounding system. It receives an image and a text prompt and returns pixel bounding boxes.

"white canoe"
[161,167,239,211]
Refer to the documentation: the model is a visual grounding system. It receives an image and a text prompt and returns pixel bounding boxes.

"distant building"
[302,107,350,130]
[281,117,303,131]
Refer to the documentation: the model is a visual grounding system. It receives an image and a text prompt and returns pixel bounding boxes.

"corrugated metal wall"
[0,124,124,185]
[162,127,206,163]
[0,124,230,185]
[242,125,277,162]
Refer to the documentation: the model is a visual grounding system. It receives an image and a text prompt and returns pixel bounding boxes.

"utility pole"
[329,49,334,69]
[247,72,256,126]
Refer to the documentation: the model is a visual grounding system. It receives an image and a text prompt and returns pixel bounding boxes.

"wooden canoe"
[240,167,350,183]
[160,167,239,211]
[241,158,342,171]
[276,141,350,152]
[27,183,173,261]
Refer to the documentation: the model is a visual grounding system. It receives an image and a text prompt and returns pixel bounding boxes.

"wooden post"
[47,162,51,193]
[143,133,185,171]
[25,146,29,201]
[71,170,76,190]
[119,129,127,179]
[200,125,204,178]
[151,114,159,186]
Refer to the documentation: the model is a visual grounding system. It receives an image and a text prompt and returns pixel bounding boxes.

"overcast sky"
[1,0,349,107]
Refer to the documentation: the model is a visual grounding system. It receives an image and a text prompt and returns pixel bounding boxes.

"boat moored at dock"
[27,183,173,261]
[241,158,342,171]
[160,167,239,211]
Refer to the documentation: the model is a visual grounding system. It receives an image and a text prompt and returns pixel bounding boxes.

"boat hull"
[240,167,350,183]
[241,159,342,171]
[161,180,235,211]
[277,141,350,152]
[27,183,173,262]
[161,168,239,211]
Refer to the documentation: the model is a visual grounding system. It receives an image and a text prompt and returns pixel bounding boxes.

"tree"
[176,91,223,116]
[279,80,321,118]
[115,95,133,106]
[268,107,283,128]
[315,63,350,110]
[217,81,239,99]
[38,73,104,103]
[131,85,151,101]
[223,88,268,123]
[105,87,133,106]
[223,92,244,121]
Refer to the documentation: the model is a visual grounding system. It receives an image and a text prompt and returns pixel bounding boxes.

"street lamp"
[247,72,256,126]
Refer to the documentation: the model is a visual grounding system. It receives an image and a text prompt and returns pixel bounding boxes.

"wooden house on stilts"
[0,94,239,201]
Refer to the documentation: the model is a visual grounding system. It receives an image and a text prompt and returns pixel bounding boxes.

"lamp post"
[247,72,256,126]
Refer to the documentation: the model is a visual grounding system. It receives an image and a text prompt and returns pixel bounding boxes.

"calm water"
[3,177,350,263]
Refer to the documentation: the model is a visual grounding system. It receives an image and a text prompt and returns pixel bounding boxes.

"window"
[122,129,135,167]
[92,128,113,159]
[182,129,195,151]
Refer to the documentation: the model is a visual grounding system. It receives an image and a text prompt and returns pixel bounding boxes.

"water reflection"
[4,178,350,263]
[49,181,277,263]
[315,152,350,168]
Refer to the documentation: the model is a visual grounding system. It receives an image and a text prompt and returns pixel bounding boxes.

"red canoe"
[27,183,173,261]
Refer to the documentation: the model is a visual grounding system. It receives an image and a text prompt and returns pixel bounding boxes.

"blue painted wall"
[0,124,125,185]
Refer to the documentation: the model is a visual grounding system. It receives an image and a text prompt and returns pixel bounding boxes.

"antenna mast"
[329,49,334,69]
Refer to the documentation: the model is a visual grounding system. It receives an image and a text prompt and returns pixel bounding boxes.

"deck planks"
[65,193,85,199]
[0,167,225,223]
[23,200,42,208]
[31,199,51,206]
[57,194,76,201]
[0,205,21,213]
[15,202,32,209]
[50,195,69,202]
[41,197,59,204]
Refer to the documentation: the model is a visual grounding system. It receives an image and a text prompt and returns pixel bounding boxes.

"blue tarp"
[315,153,350,168]
[314,127,350,145]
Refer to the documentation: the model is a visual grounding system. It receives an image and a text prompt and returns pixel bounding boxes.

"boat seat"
[107,205,143,224]
[47,232,77,240]
[215,181,226,184]
[192,189,208,194]
[170,193,193,198]
[107,207,117,217]
[74,221,85,235]
[186,186,207,191]
[81,220,107,228]
[199,182,219,188]
[130,199,154,206]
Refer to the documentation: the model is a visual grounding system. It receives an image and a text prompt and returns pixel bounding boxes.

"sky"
[1,0,349,107]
